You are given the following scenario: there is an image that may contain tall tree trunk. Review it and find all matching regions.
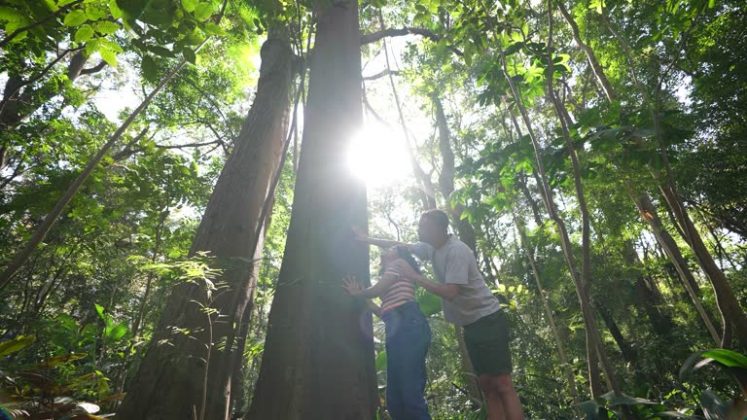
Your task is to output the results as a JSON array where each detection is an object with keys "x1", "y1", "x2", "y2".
[
  {"x1": 622, "y1": 241, "x2": 675, "y2": 336},
  {"x1": 628, "y1": 189, "x2": 721, "y2": 345},
  {"x1": 116, "y1": 30, "x2": 294, "y2": 420},
  {"x1": 595, "y1": 8, "x2": 747, "y2": 351},
  {"x1": 248, "y1": 2, "x2": 378, "y2": 418},
  {"x1": 379, "y1": 14, "x2": 437, "y2": 210},
  {"x1": 542, "y1": 4, "x2": 625, "y2": 403},
  {"x1": 596, "y1": 302, "x2": 636, "y2": 365},
  {"x1": 432, "y1": 94, "x2": 477, "y2": 251},
  {"x1": 658, "y1": 182, "x2": 747, "y2": 349},
  {"x1": 430, "y1": 94, "x2": 483, "y2": 406},
  {"x1": 514, "y1": 213, "x2": 580, "y2": 406},
  {"x1": 556, "y1": 1, "x2": 615, "y2": 102},
  {"x1": 564, "y1": 5, "x2": 744, "y2": 349}
]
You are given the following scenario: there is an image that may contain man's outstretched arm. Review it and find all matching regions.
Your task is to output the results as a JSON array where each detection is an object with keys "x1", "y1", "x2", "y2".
[{"x1": 353, "y1": 226, "x2": 404, "y2": 248}]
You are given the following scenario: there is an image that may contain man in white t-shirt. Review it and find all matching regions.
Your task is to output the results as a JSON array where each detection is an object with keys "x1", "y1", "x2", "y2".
[{"x1": 356, "y1": 209, "x2": 524, "y2": 420}]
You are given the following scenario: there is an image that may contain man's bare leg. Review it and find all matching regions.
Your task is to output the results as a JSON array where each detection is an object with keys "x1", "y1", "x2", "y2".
[{"x1": 479, "y1": 373, "x2": 524, "y2": 420}]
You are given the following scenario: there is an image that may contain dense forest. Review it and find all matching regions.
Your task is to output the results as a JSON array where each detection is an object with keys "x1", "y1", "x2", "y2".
[{"x1": 0, "y1": 0, "x2": 745, "y2": 418}]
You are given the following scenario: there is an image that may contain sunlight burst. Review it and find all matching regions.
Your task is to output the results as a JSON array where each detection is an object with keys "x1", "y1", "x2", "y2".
[{"x1": 347, "y1": 123, "x2": 410, "y2": 188}]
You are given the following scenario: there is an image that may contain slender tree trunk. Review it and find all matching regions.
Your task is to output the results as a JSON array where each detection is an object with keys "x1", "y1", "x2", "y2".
[
  {"x1": 228, "y1": 224, "x2": 267, "y2": 417},
  {"x1": 543, "y1": 4, "x2": 625, "y2": 402},
  {"x1": 556, "y1": 1, "x2": 615, "y2": 102},
  {"x1": 622, "y1": 241, "x2": 675, "y2": 335},
  {"x1": 596, "y1": 303, "x2": 636, "y2": 365},
  {"x1": 595, "y1": 8, "x2": 747, "y2": 351},
  {"x1": 248, "y1": 2, "x2": 378, "y2": 418},
  {"x1": 658, "y1": 182, "x2": 747, "y2": 349},
  {"x1": 514, "y1": 215, "x2": 580, "y2": 406},
  {"x1": 116, "y1": 30, "x2": 294, "y2": 420},
  {"x1": 430, "y1": 94, "x2": 483, "y2": 406},
  {"x1": 499, "y1": 53, "x2": 611, "y2": 398},
  {"x1": 0, "y1": 49, "x2": 195, "y2": 290},
  {"x1": 628, "y1": 188, "x2": 722, "y2": 345},
  {"x1": 379, "y1": 13, "x2": 437, "y2": 210}
]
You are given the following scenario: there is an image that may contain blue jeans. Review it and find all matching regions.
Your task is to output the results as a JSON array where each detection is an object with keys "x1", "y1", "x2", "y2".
[{"x1": 382, "y1": 302, "x2": 432, "y2": 420}]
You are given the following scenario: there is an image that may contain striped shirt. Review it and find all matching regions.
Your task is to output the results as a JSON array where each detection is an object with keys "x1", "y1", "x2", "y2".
[{"x1": 380, "y1": 264, "x2": 416, "y2": 313}]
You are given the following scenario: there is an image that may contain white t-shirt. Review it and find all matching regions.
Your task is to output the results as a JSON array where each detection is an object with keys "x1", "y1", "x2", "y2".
[{"x1": 409, "y1": 236, "x2": 501, "y2": 326}]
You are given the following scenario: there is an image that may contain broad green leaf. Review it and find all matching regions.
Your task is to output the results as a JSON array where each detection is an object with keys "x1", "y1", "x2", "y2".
[
  {"x1": 602, "y1": 391, "x2": 658, "y2": 406},
  {"x1": 0, "y1": 7, "x2": 25, "y2": 23},
  {"x1": 141, "y1": 55, "x2": 158, "y2": 82},
  {"x1": 181, "y1": 0, "x2": 198, "y2": 13},
  {"x1": 63, "y1": 9, "x2": 88, "y2": 26},
  {"x1": 100, "y1": 48, "x2": 118, "y2": 66},
  {"x1": 0, "y1": 335, "x2": 35, "y2": 357},
  {"x1": 74, "y1": 24, "x2": 94, "y2": 42},
  {"x1": 701, "y1": 349, "x2": 747, "y2": 369},
  {"x1": 416, "y1": 289, "x2": 441, "y2": 316},
  {"x1": 182, "y1": 47, "x2": 196, "y2": 64},
  {"x1": 193, "y1": 2, "x2": 214, "y2": 21},
  {"x1": 94, "y1": 20, "x2": 119, "y2": 34},
  {"x1": 106, "y1": 324, "x2": 129, "y2": 341}
]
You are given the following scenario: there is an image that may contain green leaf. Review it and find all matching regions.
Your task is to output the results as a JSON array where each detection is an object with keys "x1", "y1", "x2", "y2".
[
  {"x1": 94, "y1": 20, "x2": 119, "y2": 34},
  {"x1": 602, "y1": 391, "x2": 657, "y2": 406},
  {"x1": 182, "y1": 47, "x2": 196, "y2": 64},
  {"x1": 106, "y1": 324, "x2": 129, "y2": 341},
  {"x1": 416, "y1": 289, "x2": 441, "y2": 316},
  {"x1": 141, "y1": 55, "x2": 158, "y2": 82},
  {"x1": 109, "y1": 0, "x2": 123, "y2": 19},
  {"x1": 94, "y1": 303, "x2": 106, "y2": 320},
  {"x1": 0, "y1": 335, "x2": 35, "y2": 357},
  {"x1": 701, "y1": 349, "x2": 747, "y2": 369},
  {"x1": 100, "y1": 48, "x2": 118, "y2": 66},
  {"x1": 74, "y1": 24, "x2": 94, "y2": 42},
  {"x1": 193, "y1": 2, "x2": 214, "y2": 21},
  {"x1": 148, "y1": 45, "x2": 175, "y2": 57},
  {"x1": 577, "y1": 400, "x2": 601, "y2": 419},
  {"x1": 0, "y1": 6, "x2": 25, "y2": 22},
  {"x1": 181, "y1": 0, "x2": 198, "y2": 13},
  {"x1": 63, "y1": 9, "x2": 88, "y2": 26}
]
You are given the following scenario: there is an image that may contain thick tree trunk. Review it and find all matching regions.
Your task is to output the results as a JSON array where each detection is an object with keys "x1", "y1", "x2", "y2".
[
  {"x1": 247, "y1": 2, "x2": 378, "y2": 418},
  {"x1": 116, "y1": 30, "x2": 294, "y2": 420}
]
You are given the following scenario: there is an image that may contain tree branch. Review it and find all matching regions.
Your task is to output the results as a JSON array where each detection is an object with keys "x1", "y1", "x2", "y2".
[
  {"x1": 80, "y1": 60, "x2": 107, "y2": 76},
  {"x1": 363, "y1": 69, "x2": 400, "y2": 81},
  {"x1": 360, "y1": 27, "x2": 464, "y2": 57}
]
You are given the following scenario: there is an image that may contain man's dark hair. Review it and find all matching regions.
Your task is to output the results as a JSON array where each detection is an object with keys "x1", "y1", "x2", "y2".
[{"x1": 421, "y1": 209, "x2": 450, "y2": 233}]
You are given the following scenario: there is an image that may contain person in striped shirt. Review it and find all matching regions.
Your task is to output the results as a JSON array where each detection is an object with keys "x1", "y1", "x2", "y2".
[{"x1": 342, "y1": 245, "x2": 432, "y2": 420}]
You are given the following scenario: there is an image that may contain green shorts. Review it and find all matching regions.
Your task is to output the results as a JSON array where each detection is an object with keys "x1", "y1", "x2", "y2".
[{"x1": 463, "y1": 310, "x2": 512, "y2": 376}]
